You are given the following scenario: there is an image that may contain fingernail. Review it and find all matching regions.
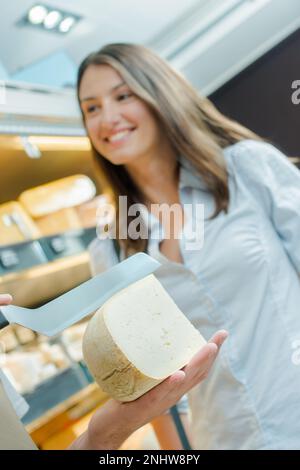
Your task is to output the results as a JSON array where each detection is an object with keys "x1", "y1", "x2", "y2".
[
  {"x1": 219, "y1": 331, "x2": 229, "y2": 346},
  {"x1": 0, "y1": 294, "x2": 13, "y2": 302}
]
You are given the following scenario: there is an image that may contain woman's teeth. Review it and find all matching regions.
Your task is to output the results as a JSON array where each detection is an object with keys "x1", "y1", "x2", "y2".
[{"x1": 109, "y1": 129, "x2": 132, "y2": 142}]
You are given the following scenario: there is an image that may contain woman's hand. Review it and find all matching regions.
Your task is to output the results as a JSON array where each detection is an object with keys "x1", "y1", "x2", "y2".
[
  {"x1": 120, "y1": 330, "x2": 228, "y2": 427},
  {"x1": 71, "y1": 329, "x2": 228, "y2": 450},
  {"x1": 0, "y1": 294, "x2": 13, "y2": 306},
  {"x1": 1, "y1": 292, "x2": 227, "y2": 450}
]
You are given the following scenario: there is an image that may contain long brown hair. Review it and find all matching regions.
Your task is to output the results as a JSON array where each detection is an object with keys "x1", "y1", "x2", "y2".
[{"x1": 77, "y1": 43, "x2": 260, "y2": 255}]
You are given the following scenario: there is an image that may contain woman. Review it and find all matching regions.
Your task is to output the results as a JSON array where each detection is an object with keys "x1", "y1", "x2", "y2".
[
  {"x1": 77, "y1": 43, "x2": 300, "y2": 450},
  {"x1": 0, "y1": 293, "x2": 226, "y2": 450}
]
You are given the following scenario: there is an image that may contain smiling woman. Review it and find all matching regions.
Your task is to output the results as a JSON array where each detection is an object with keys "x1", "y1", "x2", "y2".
[
  {"x1": 74, "y1": 42, "x2": 300, "y2": 451},
  {"x1": 79, "y1": 64, "x2": 168, "y2": 168},
  {"x1": 76, "y1": 43, "x2": 259, "y2": 257}
]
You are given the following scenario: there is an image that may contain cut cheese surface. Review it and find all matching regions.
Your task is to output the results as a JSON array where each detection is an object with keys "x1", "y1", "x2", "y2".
[
  {"x1": 83, "y1": 274, "x2": 206, "y2": 401},
  {"x1": 104, "y1": 275, "x2": 205, "y2": 377}
]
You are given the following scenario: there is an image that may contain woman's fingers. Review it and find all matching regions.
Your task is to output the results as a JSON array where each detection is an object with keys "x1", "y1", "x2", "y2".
[
  {"x1": 0, "y1": 294, "x2": 13, "y2": 305},
  {"x1": 208, "y1": 329, "x2": 229, "y2": 349},
  {"x1": 182, "y1": 330, "x2": 228, "y2": 378},
  {"x1": 180, "y1": 342, "x2": 218, "y2": 386},
  {"x1": 117, "y1": 331, "x2": 228, "y2": 429},
  {"x1": 143, "y1": 331, "x2": 228, "y2": 409}
]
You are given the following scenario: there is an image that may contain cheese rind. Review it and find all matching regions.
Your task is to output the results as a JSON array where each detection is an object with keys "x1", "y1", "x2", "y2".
[
  {"x1": 83, "y1": 310, "x2": 161, "y2": 401},
  {"x1": 83, "y1": 274, "x2": 206, "y2": 401}
]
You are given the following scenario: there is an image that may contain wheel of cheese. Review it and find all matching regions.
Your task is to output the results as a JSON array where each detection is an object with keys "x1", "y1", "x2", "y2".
[
  {"x1": 19, "y1": 175, "x2": 96, "y2": 217},
  {"x1": 83, "y1": 274, "x2": 206, "y2": 402}
]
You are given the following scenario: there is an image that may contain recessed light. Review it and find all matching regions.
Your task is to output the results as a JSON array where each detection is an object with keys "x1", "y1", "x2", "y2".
[
  {"x1": 28, "y1": 5, "x2": 48, "y2": 24},
  {"x1": 19, "y1": 4, "x2": 82, "y2": 34},
  {"x1": 59, "y1": 16, "x2": 75, "y2": 33},
  {"x1": 43, "y1": 10, "x2": 62, "y2": 29}
]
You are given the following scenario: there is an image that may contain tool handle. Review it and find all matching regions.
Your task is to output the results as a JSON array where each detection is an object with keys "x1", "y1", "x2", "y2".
[
  {"x1": 170, "y1": 404, "x2": 192, "y2": 450},
  {"x1": 0, "y1": 308, "x2": 9, "y2": 330}
]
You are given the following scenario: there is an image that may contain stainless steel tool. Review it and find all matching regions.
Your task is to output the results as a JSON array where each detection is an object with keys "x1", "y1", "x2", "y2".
[{"x1": 0, "y1": 253, "x2": 160, "y2": 336}]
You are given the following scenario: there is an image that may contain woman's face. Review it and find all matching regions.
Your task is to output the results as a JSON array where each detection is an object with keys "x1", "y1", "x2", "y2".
[{"x1": 79, "y1": 64, "x2": 164, "y2": 166}]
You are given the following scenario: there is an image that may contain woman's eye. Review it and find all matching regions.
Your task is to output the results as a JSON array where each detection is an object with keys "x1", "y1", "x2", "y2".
[
  {"x1": 86, "y1": 105, "x2": 99, "y2": 114},
  {"x1": 117, "y1": 92, "x2": 132, "y2": 101}
]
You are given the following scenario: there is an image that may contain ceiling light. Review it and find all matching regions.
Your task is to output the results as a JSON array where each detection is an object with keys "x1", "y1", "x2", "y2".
[
  {"x1": 19, "y1": 4, "x2": 82, "y2": 34},
  {"x1": 59, "y1": 16, "x2": 75, "y2": 33},
  {"x1": 43, "y1": 10, "x2": 62, "y2": 29},
  {"x1": 28, "y1": 5, "x2": 48, "y2": 24}
]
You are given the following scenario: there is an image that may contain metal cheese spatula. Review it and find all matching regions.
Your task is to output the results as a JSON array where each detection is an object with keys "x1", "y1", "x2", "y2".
[{"x1": 0, "y1": 253, "x2": 160, "y2": 336}]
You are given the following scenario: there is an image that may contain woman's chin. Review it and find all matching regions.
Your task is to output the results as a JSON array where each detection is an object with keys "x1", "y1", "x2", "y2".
[{"x1": 106, "y1": 152, "x2": 141, "y2": 166}]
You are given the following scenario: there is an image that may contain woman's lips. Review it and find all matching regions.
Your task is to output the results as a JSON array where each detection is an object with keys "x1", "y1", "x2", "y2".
[{"x1": 105, "y1": 128, "x2": 136, "y2": 147}]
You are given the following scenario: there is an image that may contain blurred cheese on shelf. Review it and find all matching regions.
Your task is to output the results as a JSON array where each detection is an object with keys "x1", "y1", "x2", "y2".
[
  {"x1": 0, "y1": 327, "x2": 19, "y2": 352},
  {"x1": 83, "y1": 274, "x2": 206, "y2": 402},
  {"x1": 14, "y1": 325, "x2": 36, "y2": 345},
  {"x1": 0, "y1": 201, "x2": 41, "y2": 246},
  {"x1": 18, "y1": 175, "x2": 97, "y2": 236},
  {"x1": 34, "y1": 208, "x2": 82, "y2": 236},
  {"x1": 39, "y1": 343, "x2": 70, "y2": 370},
  {"x1": 2, "y1": 351, "x2": 46, "y2": 393},
  {"x1": 75, "y1": 194, "x2": 112, "y2": 229},
  {"x1": 19, "y1": 175, "x2": 96, "y2": 218},
  {"x1": 61, "y1": 322, "x2": 88, "y2": 362}
]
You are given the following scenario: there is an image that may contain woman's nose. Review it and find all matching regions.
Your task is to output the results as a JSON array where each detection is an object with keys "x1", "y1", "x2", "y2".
[{"x1": 100, "y1": 103, "x2": 120, "y2": 129}]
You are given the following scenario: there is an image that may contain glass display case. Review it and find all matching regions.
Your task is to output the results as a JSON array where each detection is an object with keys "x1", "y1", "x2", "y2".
[{"x1": 0, "y1": 134, "x2": 110, "y2": 444}]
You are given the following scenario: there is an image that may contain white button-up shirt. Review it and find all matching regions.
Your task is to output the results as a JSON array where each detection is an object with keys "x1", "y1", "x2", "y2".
[{"x1": 89, "y1": 140, "x2": 300, "y2": 450}]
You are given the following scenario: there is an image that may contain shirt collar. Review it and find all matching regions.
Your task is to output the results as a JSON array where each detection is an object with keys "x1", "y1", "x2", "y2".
[
  {"x1": 141, "y1": 156, "x2": 207, "y2": 252},
  {"x1": 178, "y1": 156, "x2": 208, "y2": 191},
  {"x1": 142, "y1": 157, "x2": 206, "y2": 238}
]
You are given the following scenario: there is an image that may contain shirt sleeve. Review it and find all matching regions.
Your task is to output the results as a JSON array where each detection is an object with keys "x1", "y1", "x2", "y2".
[{"x1": 230, "y1": 140, "x2": 300, "y2": 274}]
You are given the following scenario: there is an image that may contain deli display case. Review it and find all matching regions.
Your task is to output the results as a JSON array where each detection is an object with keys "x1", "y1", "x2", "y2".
[
  {"x1": 0, "y1": 112, "x2": 112, "y2": 447},
  {"x1": 0, "y1": 133, "x2": 110, "y2": 305}
]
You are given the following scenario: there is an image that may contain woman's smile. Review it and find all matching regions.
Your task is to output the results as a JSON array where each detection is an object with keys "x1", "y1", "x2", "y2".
[
  {"x1": 103, "y1": 127, "x2": 136, "y2": 148},
  {"x1": 79, "y1": 64, "x2": 170, "y2": 166}
]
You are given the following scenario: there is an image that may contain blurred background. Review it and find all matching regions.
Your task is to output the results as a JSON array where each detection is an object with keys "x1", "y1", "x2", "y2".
[{"x1": 0, "y1": 0, "x2": 299, "y2": 449}]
